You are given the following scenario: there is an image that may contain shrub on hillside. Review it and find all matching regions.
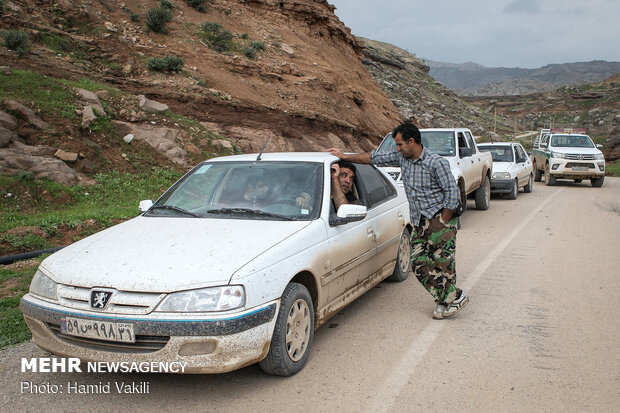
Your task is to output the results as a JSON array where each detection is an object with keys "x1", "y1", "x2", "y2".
[
  {"x1": 187, "y1": 0, "x2": 209, "y2": 13},
  {"x1": 201, "y1": 22, "x2": 233, "y2": 52},
  {"x1": 146, "y1": 7, "x2": 173, "y2": 33},
  {"x1": 147, "y1": 55, "x2": 184, "y2": 73},
  {"x1": 160, "y1": 0, "x2": 173, "y2": 9},
  {"x1": 2, "y1": 30, "x2": 29, "y2": 57}
]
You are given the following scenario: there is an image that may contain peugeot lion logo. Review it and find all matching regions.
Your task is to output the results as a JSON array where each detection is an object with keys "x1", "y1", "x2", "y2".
[{"x1": 90, "y1": 291, "x2": 112, "y2": 309}]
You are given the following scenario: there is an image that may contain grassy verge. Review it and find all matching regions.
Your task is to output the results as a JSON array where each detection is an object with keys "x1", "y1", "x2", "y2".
[
  {"x1": 0, "y1": 258, "x2": 41, "y2": 349},
  {"x1": 606, "y1": 160, "x2": 620, "y2": 177}
]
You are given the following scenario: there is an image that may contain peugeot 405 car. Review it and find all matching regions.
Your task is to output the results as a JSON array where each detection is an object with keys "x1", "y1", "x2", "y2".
[
  {"x1": 21, "y1": 152, "x2": 412, "y2": 376},
  {"x1": 478, "y1": 142, "x2": 534, "y2": 199}
]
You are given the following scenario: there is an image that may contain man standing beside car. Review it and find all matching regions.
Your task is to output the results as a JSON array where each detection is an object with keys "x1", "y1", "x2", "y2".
[{"x1": 328, "y1": 121, "x2": 469, "y2": 319}]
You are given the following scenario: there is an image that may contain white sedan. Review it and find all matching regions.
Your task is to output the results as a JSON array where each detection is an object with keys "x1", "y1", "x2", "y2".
[
  {"x1": 21, "y1": 152, "x2": 412, "y2": 376},
  {"x1": 478, "y1": 142, "x2": 534, "y2": 199}
]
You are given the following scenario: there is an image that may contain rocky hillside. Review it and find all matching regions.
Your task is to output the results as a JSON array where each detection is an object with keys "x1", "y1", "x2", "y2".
[
  {"x1": 463, "y1": 74, "x2": 620, "y2": 160},
  {"x1": 429, "y1": 60, "x2": 620, "y2": 96},
  {"x1": 1, "y1": 0, "x2": 403, "y2": 184},
  {"x1": 359, "y1": 38, "x2": 515, "y2": 139}
]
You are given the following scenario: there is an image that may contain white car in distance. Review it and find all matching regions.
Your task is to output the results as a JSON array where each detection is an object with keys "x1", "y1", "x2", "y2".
[
  {"x1": 477, "y1": 142, "x2": 534, "y2": 200},
  {"x1": 21, "y1": 152, "x2": 412, "y2": 376}
]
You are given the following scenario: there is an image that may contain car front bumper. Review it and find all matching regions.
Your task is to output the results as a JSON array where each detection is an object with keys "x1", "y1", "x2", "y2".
[
  {"x1": 20, "y1": 294, "x2": 278, "y2": 374},
  {"x1": 490, "y1": 178, "x2": 514, "y2": 194},
  {"x1": 548, "y1": 159, "x2": 605, "y2": 179}
]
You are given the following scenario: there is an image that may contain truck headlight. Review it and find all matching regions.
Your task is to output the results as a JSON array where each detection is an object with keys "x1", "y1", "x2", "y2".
[
  {"x1": 492, "y1": 172, "x2": 511, "y2": 179},
  {"x1": 30, "y1": 270, "x2": 58, "y2": 301},
  {"x1": 156, "y1": 286, "x2": 245, "y2": 312},
  {"x1": 594, "y1": 154, "x2": 605, "y2": 160},
  {"x1": 550, "y1": 152, "x2": 566, "y2": 159}
]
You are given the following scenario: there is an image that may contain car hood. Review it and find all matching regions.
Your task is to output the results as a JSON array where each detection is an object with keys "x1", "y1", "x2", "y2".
[
  {"x1": 549, "y1": 147, "x2": 602, "y2": 155},
  {"x1": 40, "y1": 216, "x2": 312, "y2": 292},
  {"x1": 492, "y1": 162, "x2": 514, "y2": 173}
]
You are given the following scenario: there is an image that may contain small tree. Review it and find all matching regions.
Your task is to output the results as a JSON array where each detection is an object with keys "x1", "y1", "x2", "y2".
[
  {"x1": 1, "y1": 30, "x2": 29, "y2": 57},
  {"x1": 146, "y1": 7, "x2": 173, "y2": 33},
  {"x1": 187, "y1": 0, "x2": 209, "y2": 13},
  {"x1": 148, "y1": 55, "x2": 184, "y2": 73}
]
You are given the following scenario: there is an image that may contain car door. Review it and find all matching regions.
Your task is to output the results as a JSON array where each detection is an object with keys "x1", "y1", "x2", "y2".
[
  {"x1": 354, "y1": 164, "x2": 406, "y2": 278},
  {"x1": 515, "y1": 145, "x2": 531, "y2": 186},
  {"x1": 322, "y1": 164, "x2": 377, "y2": 309},
  {"x1": 459, "y1": 131, "x2": 479, "y2": 192}
]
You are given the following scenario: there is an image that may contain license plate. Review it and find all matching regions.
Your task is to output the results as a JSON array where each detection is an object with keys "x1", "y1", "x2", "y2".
[
  {"x1": 572, "y1": 167, "x2": 589, "y2": 171},
  {"x1": 61, "y1": 317, "x2": 135, "y2": 343}
]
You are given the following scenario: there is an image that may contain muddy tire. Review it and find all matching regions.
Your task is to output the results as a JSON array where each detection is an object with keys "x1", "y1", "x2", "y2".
[
  {"x1": 591, "y1": 176, "x2": 604, "y2": 187},
  {"x1": 534, "y1": 162, "x2": 542, "y2": 182},
  {"x1": 508, "y1": 179, "x2": 518, "y2": 200},
  {"x1": 544, "y1": 163, "x2": 556, "y2": 186},
  {"x1": 259, "y1": 283, "x2": 314, "y2": 376},
  {"x1": 524, "y1": 174, "x2": 533, "y2": 193},
  {"x1": 387, "y1": 228, "x2": 411, "y2": 282},
  {"x1": 475, "y1": 175, "x2": 490, "y2": 210}
]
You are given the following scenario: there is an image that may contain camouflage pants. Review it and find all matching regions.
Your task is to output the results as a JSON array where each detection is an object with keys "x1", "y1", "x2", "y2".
[{"x1": 410, "y1": 214, "x2": 461, "y2": 304}]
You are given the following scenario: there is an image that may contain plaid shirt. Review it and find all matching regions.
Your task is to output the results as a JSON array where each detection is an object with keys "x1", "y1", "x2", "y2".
[{"x1": 370, "y1": 148, "x2": 459, "y2": 226}]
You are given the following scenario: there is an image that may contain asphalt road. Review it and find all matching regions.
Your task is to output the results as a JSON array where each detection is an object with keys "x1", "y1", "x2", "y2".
[{"x1": 1, "y1": 177, "x2": 619, "y2": 412}]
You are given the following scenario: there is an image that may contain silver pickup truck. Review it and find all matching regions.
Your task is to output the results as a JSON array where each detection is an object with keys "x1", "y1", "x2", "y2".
[{"x1": 377, "y1": 127, "x2": 493, "y2": 211}]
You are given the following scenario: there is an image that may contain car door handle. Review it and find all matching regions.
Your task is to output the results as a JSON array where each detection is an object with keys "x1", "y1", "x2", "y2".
[
  {"x1": 367, "y1": 227, "x2": 376, "y2": 242},
  {"x1": 397, "y1": 211, "x2": 404, "y2": 223}
]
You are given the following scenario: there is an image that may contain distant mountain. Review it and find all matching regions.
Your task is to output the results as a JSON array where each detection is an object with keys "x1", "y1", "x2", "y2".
[{"x1": 427, "y1": 60, "x2": 620, "y2": 96}]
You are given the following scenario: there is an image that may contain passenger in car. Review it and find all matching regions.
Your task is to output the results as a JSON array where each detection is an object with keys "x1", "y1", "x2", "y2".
[{"x1": 330, "y1": 160, "x2": 361, "y2": 211}]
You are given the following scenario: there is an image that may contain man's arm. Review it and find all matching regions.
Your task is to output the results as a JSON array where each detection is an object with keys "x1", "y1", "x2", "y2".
[
  {"x1": 330, "y1": 163, "x2": 348, "y2": 211},
  {"x1": 434, "y1": 158, "x2": 459, "y2": 222},
  {"x1": 328, "y1": 148, "x2": 371, "y2": 164}
]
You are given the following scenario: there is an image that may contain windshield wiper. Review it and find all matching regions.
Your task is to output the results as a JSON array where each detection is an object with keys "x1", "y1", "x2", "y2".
[
  {"x1": 207, "y1": 208, "x2": 294, "y2": 220},
  {"x1": 148, "y1": 205, "x2": 201, "y2": 217}
]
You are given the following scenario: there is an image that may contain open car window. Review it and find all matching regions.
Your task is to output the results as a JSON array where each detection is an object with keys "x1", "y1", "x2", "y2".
[{"x1": 146, "y1": 161, "x2": 323, "y2": 220}]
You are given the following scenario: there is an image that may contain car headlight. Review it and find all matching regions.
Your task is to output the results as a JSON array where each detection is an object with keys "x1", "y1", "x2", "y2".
[
  {"x1": 550, "y1": 152, "x2": 566, "y2": 159},
  {"x1": 156, "y1": 286, "x2": 245, "y2": 312},
  {"x1": 492, "y1": 172, "x2": 511, "y2": 179},
  {"x1": 30, "y1": 270, "x2": 58, "y2": 300},
  {"x1": 594, "y1": 154, "x2": 605, "y2": 160}
]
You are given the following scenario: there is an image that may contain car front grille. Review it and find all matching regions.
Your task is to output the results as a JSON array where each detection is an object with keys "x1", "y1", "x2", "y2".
[
  {"x1": 565, "y1": 154, "x2": 595, "y2": 160},
  {"x1": 48, "y1": 323, "x2": 169, "y2": 353},
  {"x1": 57, "y1": 285, "x2": 165, "y2": 315},
  {"x1": 565, "y1": 162, "x2": 595, "y2": 168}
]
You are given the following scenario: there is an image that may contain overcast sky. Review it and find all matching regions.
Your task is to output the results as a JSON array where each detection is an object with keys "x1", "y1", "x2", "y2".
[{"x1": 329, "y1": 0, "x2": 620, "y2": 69}]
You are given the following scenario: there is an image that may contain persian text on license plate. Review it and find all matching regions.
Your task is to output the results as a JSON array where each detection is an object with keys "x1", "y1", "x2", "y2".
[
  {"x1": 572, "y1": 167, "x2": 589, "y2": 171},
  {"x1": 61, "y1": 317, "x2": 135, "y2": 343}
]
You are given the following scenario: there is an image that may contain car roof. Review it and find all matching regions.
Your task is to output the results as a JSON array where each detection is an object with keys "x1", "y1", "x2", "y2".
[
  {"x1": 206, "y1": 152, "x2": 338, "y2": 163},
  {"x1": 478, "y1": 142, "x2": 518, "y2": 147}
]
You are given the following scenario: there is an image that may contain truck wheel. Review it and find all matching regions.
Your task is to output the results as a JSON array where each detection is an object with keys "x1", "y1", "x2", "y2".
[
  {"x1": 524, "y1": 174, "x2": 533, "y2": 193},
  {"x1": 591, "y1": 176, "x2": 604, "y2": 187},
  {"x1": 259, "y1": 282, "x2": 314, "y2": 376},
  {"x1": 544, "y1": 163, "x2": 556, "y2": 186},
  {"x1": 387, "y1": 228, "x2": 411, "y2": 282},
  {"x1": 508, "y1": 179, "x2": 518, "y2": 200},
  {"x1": 475, "y1": 175, "x2": 490, "y2": 210},
  {"x1": 533, "y1": 162, "x2": 542, "y2": 182}
]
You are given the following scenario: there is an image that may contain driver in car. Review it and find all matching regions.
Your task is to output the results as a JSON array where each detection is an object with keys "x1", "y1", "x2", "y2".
[{"x1": 331, "y1": 160, "x2": 361, "y2": 211}]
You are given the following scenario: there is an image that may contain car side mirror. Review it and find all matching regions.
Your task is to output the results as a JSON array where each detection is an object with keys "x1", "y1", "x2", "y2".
[
  {"x1": 540, "y1": 143, "x2": 548, "y2": 148},
  {"x1": 596, "y1": 144, "x2": 603, "y2": 149},
  {"x1": 330, "y1": 204, "x2": 367, "y2": 226},
  {"x1": 459, "y1": 147, "x2": 473, "y2": 158},
  {"x1": 139, "y1": 200, "x2": 154, "y2": 212}
]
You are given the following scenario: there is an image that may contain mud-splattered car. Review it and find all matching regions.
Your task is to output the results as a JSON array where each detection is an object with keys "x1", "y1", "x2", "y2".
[{"x1": 21, "y1": 152, "x2": 412, "y2": 376}]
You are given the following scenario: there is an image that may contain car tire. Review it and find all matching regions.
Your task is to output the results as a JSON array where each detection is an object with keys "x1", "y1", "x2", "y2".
[
  {"x1": 534, "y1": 162, "x2": 542, "y2": 182},
  {"x1": 475, "y1": 175, "x2": 490, "y2": 210},
  {"x1": 387, "y1": 228, "x2": 411, "y2": 282},
  {"x1": 457, "y1": 216, "x2": 461, "y2": 229},
  {"x1": 591, "y1": 176, "x2": 604, "y2": 187},
  {"x1": 259, "y1": 282, "x2": 314, "y2": 376},
  {"x1": 524, "y1": 174, "x2": 533, "y2": 193},
  {"x1": 544, "y1": 163, "x2": 556, "y2": 186},
  {"x1": 508, "y1": 179, "x2": 518, "y2": 200},
  {"x1": 574, "y1": 179, "x2": 583, "y2": 183}
]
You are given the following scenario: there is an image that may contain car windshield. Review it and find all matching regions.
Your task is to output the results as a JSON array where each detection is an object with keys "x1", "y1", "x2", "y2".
[
  {"x1": 478, "y1": 146, "x2": 514, "y2": 162},
  {"x1": 550, "y1": 135, "x2": 594, "y2": 148},
  {"x1": 377, "y1": 132, "x2": 455, "y2": 156},
  {"x1": 145, "y1": 161, "x2": 323, "y2": 220}
]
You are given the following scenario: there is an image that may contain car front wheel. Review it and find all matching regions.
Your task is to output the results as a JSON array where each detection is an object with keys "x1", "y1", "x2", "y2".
[
  {"x1": 475, "y1": 175, "x2": 490, "y2": 210},
  {"x1": 524, "y1": 174, "x2": 533, "y2": 193},
  {"x1": 544, "y1": 163, "x2": 556, "y2": 186},
  {"x1": 259, "y1": 282, "x2": 314, "y2": 376},
  {"x1": 534, "y1": 162, "x2": 542, "y2": 182},
  {"x1": 591, "y1": 176, "x2": 604, "y2": 187},
  {"x1": 508, "y1": 179, "x2": 518, "y2": 200},
  {"x1": 388, "y1": 228, "x2": 411, "y2": 282}
]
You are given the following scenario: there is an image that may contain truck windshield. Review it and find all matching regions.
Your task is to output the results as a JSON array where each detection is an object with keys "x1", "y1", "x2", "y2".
[
  {"x1": 377, "y1": 131, "x2": 456, "y2": 156},
  {"x1": 550, "y1": 135, "x2": 594, "y2": 148}
]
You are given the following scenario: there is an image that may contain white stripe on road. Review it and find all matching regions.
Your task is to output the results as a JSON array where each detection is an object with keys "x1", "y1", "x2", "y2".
[{"x1": 365, "y1": 189, "x2": 563, "y2": 413}]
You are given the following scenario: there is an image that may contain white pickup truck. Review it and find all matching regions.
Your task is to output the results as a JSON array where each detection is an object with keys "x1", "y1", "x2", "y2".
[{"x1": 376, "y1": 127, "x2": 493, "y2": 211}]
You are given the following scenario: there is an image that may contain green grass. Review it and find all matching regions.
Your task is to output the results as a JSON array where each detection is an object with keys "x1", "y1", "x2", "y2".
[
  {"x1": 606, "y1": 160, "x2": 620, "y2": 177},
  {"x1": 0, "y1": 260, "x2": 40, "y2": 349},
  {"x1": 0, "y1": 168, "x2": 182, "y2": 233}
]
